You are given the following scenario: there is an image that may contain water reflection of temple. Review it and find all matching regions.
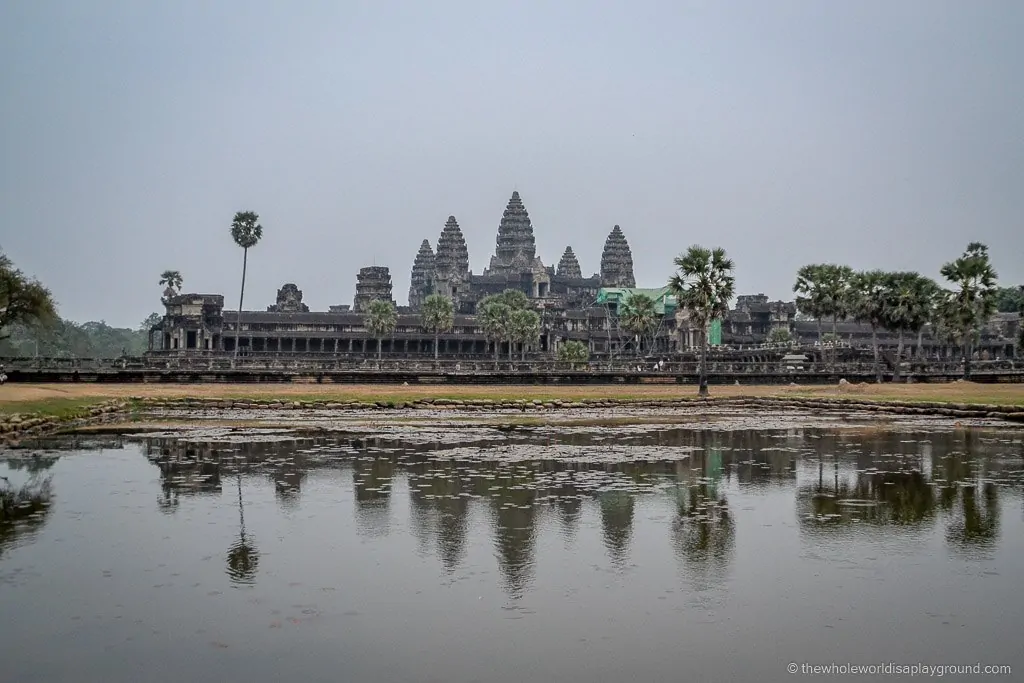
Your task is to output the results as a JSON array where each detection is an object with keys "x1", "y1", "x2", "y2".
[{"x1": 131, "y1": 426, "x2": 1022, "y2": 595}]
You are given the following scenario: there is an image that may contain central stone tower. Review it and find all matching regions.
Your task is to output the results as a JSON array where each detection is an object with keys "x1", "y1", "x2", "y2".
[
  {"x1": 486, "y1": 191, "x2": 537, "y2": 275},
  {"x1": 432, "y1": 216, "x2": 471, "y2": 306},
  {"x1": 599, "y1": 225, "x2": 636, "y2": 288}
]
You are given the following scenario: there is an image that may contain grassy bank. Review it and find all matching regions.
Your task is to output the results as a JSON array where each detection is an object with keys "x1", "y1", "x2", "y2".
[{"x1": 1, "y1": 382, "x2": 1024, "y2": 418}]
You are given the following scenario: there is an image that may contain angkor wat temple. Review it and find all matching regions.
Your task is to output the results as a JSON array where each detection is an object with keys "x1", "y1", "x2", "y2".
[{"x1": 150, "y1": 190, "x2": 1020, "y2": 361}]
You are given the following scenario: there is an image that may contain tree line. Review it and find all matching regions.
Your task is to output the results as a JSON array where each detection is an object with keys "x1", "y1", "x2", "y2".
[
  {"x1": 1, "y1": 249, "x2": 159, "y2": 358},
  {"x1": 793, "y1": 242, "x2": 1016, "y2": 382}
]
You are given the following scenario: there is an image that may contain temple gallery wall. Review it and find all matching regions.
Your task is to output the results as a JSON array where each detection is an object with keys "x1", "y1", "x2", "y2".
[{"x1": 151, "y1": 191, "x2": 1020, "y2": 360}]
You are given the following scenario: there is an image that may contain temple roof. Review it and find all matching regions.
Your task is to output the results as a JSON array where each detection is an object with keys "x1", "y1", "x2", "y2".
[
  {"x1": 488, "y1": 190, "x2": 536, "y2": 273},
  {"x1": 600, "y1": 225, "x2": 636, "y2": 288},
  {"x1": 435, "y1": 216, "x2": 470, "y2": 276},
  {"x1": 556, "y1": 246, "x2": 583, "y2": 279}
]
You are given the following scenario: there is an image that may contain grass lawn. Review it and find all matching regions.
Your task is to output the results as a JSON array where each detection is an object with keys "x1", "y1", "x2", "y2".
[{"x1": 1, "y1": 382, "x2": 1023, "y2": 417}]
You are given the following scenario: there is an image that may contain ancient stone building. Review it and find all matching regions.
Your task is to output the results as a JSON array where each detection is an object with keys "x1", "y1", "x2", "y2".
[
  {"x1": 151, "y1": 190, "x2": 711, "y2": 358},
  {"x1": 158, "y1": 294, "x2": 224, "y2": 351},
  {"x1": 407, "y1": 240, "x2": 435, "y2": 310},
  {"x1": 353, "y1": 266, "x2": 395, "y2": 313},
  {"x1": 429, "y1": 216, "x2": 471, "y2": 308},
  {"x1": 485, "y1": 191, "x2": 538, "y2": 276},
  {"x1": 723, "y1": 294, "x2": 797, "y2": 342},
  {"x1": 267, "y1": 283, "x2": 310, "y2": 313},
  {"x1": 404, "y1": 192, "x2": 606, "y2": 315},
  {"x1": 556, "y1": 247, "x2": 583, "y2": 279},
  {"x1": 600, "y1": 225, "x2": 636, "y2": 288}
]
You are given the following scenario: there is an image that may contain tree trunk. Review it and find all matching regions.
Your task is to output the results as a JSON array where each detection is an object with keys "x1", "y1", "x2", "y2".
[
  {"x1": 521, "y1": 342, "x2": 526, "y2": 362},
  {"x1": 831, "y1": 315, "x2": 839, "y2": 369},
  {"x1": 233, "y1": 247, "x2": 248, "y2": 364},
  {"x1": 872, "y1": 325, "x2": 881, "y2": 383},
  {"x1": 893, "y1": 329, "x2": 904, "y2": 383},
  {"x1": 434, "y1": 332, "x2": 439, "y2": 361},
  {"x1": 964, "y1": 338, "x2": 972, "y2": 380},
  {"x1": 817, "y1": 317, "x2": 823, "y2": 344},
  {"x1": 493, "y1": 340, "x2": 500, "y2": 365},
  {"x1": 508, "y1": 339, "x2": 514, "y2": 362},
  {"x1": 698, "y1": 325, "x2": 709, "y2": 398},
  {"x1": 377, "y1": 337, "x2": 382, "y2": 363},
  {"x1": 916, "y1": 328, "x2": 925, "y2": 360}
]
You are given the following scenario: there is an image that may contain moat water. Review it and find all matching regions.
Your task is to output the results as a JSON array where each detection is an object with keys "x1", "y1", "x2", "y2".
[{"x1": 1, "y1": 422, "x2": 1023, "y2": 682}]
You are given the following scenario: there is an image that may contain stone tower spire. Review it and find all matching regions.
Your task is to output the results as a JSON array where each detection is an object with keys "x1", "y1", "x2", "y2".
[
  {"x1": 353, "y1": 266, "x2": 395, "y2": 313},
  {"x1": 408, "y1": 239, "x2": 435, "y2": 309},
  {"x1": 599, "y1": 225, "x2": 636, "y2": 288},
  {"x1": 487, "y1": 190, "x2": 536, "y2": 274},
  {"x1": 434, "y1": 216, "x2": 470, "y2": 277},
  {"x1": 556, "y1": 246, "x2": 583, "y2": 279}
]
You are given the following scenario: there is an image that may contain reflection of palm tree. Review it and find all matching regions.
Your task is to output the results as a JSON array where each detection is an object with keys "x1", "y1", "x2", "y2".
[
  {"x1": 226, "y1": 472, "x2": 259, "y2": 585},
  {"x1": 946, "y1": 482, "x2": 1000, "y2": 551},
  {"x1": 671, "y1": 452, "x2": 734, "y2": 587},
  {"x1": 599, "y1": 491, "x2": 634, "y2": 567}
]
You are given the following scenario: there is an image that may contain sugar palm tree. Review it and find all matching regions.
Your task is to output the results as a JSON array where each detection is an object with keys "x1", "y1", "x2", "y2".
[
  {"x1": 158, "y1": 270, "x2": 183, "y2": 296},
  {"x1": 668, "y1": 246, "x2": 735, "y2": 398},
  {"x1": 365, "y1": 299, "x2": 397, "y2": 364},
  {"x1": 940, "y1": 242, "x2": 998, "y2": 379},
  {"x1": 479, "y1": 298, "x2": 509, "y2": 363},
  {"x1": 848, "y1": 270, "x2": 889, "y2": 383},
  {"x1": 619, "y1": 293, "x2": 659, "y2": 356},
  {"x1": 793, "y1": 264, "x2": 827, "y2": 342},
  {"x1": 510, "y1": 308, "x2": 541, "y2": 361},
  {"x1": 230, "y1": 211, "x2": 263, "y2": 360},
  {"x1": 478, "y1": 290, "x2": 530, "y2": 363},
  {"x1": 421, "y1": 294, "x2": 454, "y2": 361},
  {"x1": 883, "y1": 272, "x2": 936, "y2": 382}
]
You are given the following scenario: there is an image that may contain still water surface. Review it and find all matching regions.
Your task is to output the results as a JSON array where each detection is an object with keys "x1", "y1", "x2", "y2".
[{"x1": 1, "y1": 424, "x2": 1023, "y2": 682}]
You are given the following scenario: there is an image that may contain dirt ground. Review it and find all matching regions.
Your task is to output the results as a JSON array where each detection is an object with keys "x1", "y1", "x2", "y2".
[{"x1": 1, "y1": 381, "x2": 1023, "y2": 410}]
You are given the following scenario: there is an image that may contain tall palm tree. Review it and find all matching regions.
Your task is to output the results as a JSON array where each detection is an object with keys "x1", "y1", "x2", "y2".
[
  {"x1": 619, "y1": 293, "x2": 659, "y2": 356},
  {"x1": 478, "y1": 290, "x2": 530, "y2": 363},
  {"x1": 668, "y1": 246, "x2": 735, "y2": 398},
  {"x1": 940, "y1": 242, "x2": 998, "y2": 379},
  {"x1": 365, "y1": 299, "x2": 397, "y2": 363},
  {"x1": 479, "y1": 298, "x2": 509, "y2": 363},
  {"x1": 817, "y1": 265, "x2": 855, "y2": 339},
  {"x1": 230, "y1": 211, "x2": 263, "y2": 360},
  {"x1": 510, "y1": 308, "x2": 541, "y2": 361},
  {"x1": 815, "y1": 264, "x2": 855, "y2": 368},
  {"x1": 158, "y1": 270, "x2": 183, "y2": 295},
  {"x1": 421, "y1": 294, "x2": 454, "y2": 361},
  {"x1": 883, "y1": 272, "x2": 936, "y2": 383},
  {"x1": 848, "y1": 270, "x2": 889, "y2": 383},
  {"x1": 793, "y1": 264, "x2": 827, "y2": 342},
  {"x1": 912, "y1": 277, "x2": 941, "y2": 360}
]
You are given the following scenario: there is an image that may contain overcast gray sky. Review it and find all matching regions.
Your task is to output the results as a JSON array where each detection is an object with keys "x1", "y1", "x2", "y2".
[{"x1": 1, "y1": 0, "x2": 1021, "y2": 328}]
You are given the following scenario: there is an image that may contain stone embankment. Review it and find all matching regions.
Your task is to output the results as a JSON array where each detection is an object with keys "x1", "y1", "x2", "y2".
[
  {"x1": 2, "y1": 396, "x2": 1024, "y2": 445},
  {"x1": 0, "y1": 401, "x2": 130, "y2": 444}
]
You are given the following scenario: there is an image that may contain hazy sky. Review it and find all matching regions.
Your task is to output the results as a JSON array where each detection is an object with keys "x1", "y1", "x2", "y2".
[{"x1": 2, "y1": 1, "x2": 1021, "y2": 328}]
